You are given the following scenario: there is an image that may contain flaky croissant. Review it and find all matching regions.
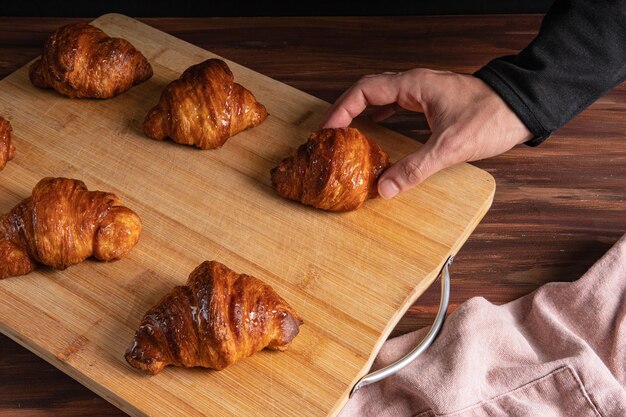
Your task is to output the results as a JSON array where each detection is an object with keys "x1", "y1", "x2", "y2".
[
  {"x1": 143, "y1": 58, "x2": 268, "y2": 150},
  {"x1": 0, "y1": 177, "x2": 141, "y2": 279},
  {"x1": 271, "y1": 127, "x2": 391, "y2": 212},
  {"x1": 0, "y1": 117, "x2": 15, "y2": 170},
  {"x1": 29, "y1": 23, "x2": 152, "y2": 98},
  {"x1": 125, "y1": 260, "x2": 302, "y2": 374}
]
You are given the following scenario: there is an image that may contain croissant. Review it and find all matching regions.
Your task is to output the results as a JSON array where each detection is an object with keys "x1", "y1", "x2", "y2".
[
  {"x1": 0, "y1": 177, "x2": 141, "y2": 279},
  {"x1": 143, "y1": 58, "x2": 268, "y2": 150},
  {"x1": 29, "y1": 23, "x2": 152, "y2": 98},
  {"x1": 125, "y1": 260, "x2": 302, "y2": 374},
  {"x1": 0, "y1": 117, "x2": 15, "y2": 170},
  {"x1": 271, "y1": 127, "x2": 391, "y2": 212}
]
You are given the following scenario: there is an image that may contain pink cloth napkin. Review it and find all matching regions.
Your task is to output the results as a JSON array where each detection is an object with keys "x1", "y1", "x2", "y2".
[{"x1": 341, "y1": 234, "x2": 626, "y2": 417}]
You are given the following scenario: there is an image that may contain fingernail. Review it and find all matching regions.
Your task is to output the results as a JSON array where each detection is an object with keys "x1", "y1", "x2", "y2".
[{"x1": 379, "y1": 180, "x2": 400, "y2": 199}]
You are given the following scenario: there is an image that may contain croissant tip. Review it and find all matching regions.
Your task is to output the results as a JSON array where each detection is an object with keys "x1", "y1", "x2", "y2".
[
  {"x1": 124, "y1": 339, "x2": 166, "y2": 375},
  {"x1": 29, "y1": 58, "x2": 41, "y2": 70},
  {"x1": 28, "y1": 59, "x2": 48, "y2": 88},
  {"x1": 137, "y1": 60, "x2": 153, "y2": 83}
]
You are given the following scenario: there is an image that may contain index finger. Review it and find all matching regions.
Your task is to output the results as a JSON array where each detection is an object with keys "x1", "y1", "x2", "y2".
[{"x1": 319, "y1": 73, "x2": 404, "y2": 129}]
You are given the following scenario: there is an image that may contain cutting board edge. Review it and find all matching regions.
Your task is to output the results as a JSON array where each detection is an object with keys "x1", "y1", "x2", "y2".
[
  {"x1": 0, "y1": 321, "x2": 148, "y2": 417},
  {"x1": 330, "y1": 175, "x2": 495, "y2": 416}
]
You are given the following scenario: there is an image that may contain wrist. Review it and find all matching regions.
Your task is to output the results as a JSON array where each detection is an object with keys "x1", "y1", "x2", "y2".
[{"x1": 473, "y1": 69, "x2": 550, "y2": 146}]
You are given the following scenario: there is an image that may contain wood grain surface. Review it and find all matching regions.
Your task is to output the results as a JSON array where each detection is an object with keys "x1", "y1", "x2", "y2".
[
  {"x1": 0, "y1": 13, "x2": 494, "y2": 417},
  {"x1": 0, "y1": 15, "x2": 625, "y2": 417}
]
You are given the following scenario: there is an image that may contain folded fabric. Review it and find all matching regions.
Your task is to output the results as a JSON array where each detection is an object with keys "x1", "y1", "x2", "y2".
[{"x1": 340, "y1": 233, "x2": 626, "y2": 417}]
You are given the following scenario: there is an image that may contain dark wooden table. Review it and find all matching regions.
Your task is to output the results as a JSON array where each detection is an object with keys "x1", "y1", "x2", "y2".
[{"x1": 1, "y1": 15, "x2": 624, "y2": 416}]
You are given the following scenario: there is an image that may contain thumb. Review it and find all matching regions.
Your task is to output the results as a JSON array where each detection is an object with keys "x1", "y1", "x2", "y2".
[{"x1": 377, "y1": 138, "x2": 450, "y2": 199}]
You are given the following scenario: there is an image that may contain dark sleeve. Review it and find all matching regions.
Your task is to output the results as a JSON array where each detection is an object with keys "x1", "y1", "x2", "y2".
[{"x1": 474, "y1": 0, "x2": 626, "y2": 146}]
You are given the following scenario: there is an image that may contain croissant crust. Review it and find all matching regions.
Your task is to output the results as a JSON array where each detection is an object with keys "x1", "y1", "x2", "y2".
[
  {"x1": 143, "y1": 58, "x2": 268, "y2": 150},
  {"x1": 271, "y1": 127, "x2": 391, "y2": 212},
  {"x1": 0, "y1": 117, "x2": 15, "y2": 170},
  {"x1": 125, "y1": 260, "x2": 302, "y2": 374},
  {"x1": 29, "y1": 23, "x2": 153, "y2": 98},
  {"x1": 0, "y1": 177, "x2": 142, "y2": 279}
]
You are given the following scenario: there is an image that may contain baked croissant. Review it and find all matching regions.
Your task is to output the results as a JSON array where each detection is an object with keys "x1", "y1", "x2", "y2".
[
  {"x1": 29, "y1": 23, "x2": 152, "y2": 98},
  {"x1": 0, "y1": 117, "x2": 15, "y2": 170},
  {"x1": 125, "y1": 260, "x2": 302, "y2": 374},
  {"x1": 143, "y1": 58, "x2": 268, "y2": 149},
  {"x1": 271, "y1": 127, "x2": 391, "y2": 212},
  {"x1": 0, "y1": 177, "x2": 141, "y2": 279}
]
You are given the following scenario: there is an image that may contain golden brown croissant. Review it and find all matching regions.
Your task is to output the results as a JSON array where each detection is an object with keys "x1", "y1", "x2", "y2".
[
  {"x1": 0, "y1": 117, "x2": 15, "y2": 170},
  {"x1": 271, "y1": 127, "x2": 391, "y2": 212},
  {"x1": 0, "y1": 177, "x2": 141, "y2": 279},
  {"x1": 125, "y1": 260, "x2": 302, "y2": 374},
  {"x1": 29, "y1": 23, "x2": 152, "y2": 98},
  {"x1": 143, "y1": 58, "x2": 268, "y2": 150}
]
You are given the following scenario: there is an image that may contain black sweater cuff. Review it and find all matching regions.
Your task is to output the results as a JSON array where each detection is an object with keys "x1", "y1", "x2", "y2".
[{"x1": 474, "y1": 66, "x2": 551, "y2": 147}]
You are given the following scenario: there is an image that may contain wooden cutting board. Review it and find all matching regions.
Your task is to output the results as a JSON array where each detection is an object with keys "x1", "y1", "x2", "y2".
[{"x1": 0, "y1": 14, "x2": 495, "y2": 417}]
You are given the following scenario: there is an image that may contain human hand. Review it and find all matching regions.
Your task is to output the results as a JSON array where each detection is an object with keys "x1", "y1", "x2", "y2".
[{"x1": 319, "y1": 69, "x2": 533, "y2": 199}]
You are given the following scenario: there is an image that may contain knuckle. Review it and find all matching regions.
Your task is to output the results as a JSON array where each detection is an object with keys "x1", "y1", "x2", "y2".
[
  {"x1": 400, "y1": 160, "x2": 426, "y2": 185},
  {"x1": 410, "y1": 68, "x2": 435, "y2": 81},
  {"x1": 407, "y1": 67, "x2": 426, "y2": 77}
]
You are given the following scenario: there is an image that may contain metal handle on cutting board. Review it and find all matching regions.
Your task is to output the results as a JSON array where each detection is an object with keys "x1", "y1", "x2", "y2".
[{"x1": 349, "y1": 255, "x2": 453, "y2": 397}]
